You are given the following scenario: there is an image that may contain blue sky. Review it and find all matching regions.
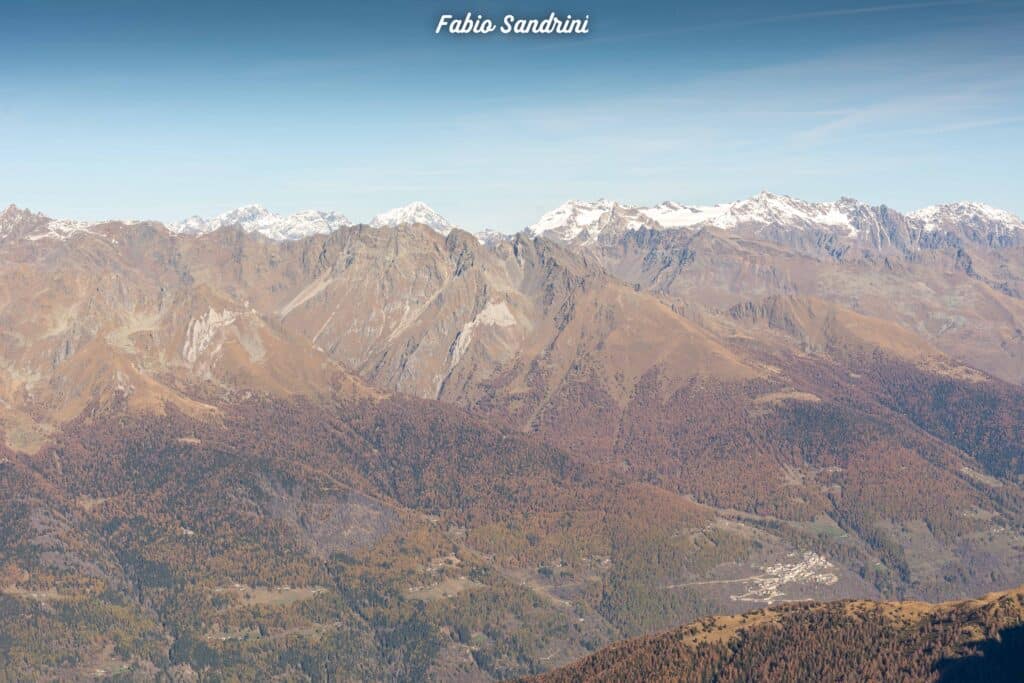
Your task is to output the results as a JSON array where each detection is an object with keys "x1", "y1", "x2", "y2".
[{"x1": 1, "y1": 0, "x2": 1022, "y2": 231}]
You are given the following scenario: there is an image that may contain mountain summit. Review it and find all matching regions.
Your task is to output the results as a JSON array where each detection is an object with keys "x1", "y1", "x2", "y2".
[
  {"x1": 369, "y1": 201, "x2": 455, "y2": 234},
  {"x1": 910, "y1": 202, "x2": 1024, "y2": 248}
]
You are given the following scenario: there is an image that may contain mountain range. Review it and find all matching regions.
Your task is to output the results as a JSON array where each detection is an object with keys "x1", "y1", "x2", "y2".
[
  {"x1": 527, "y1": 193, "x2": 1023, "y2": 249},
  {"x1": 24, "y1": 192, "x2": 1022, "y2": 250},
  {"x1": 1, "y1": 192, "x2": 1023, "y2": 680}
]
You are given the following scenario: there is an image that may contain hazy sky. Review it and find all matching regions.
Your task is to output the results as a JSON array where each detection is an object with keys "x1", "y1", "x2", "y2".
[{"x1": 2, "y1": 0, "x2": 1022, "y2": 231}]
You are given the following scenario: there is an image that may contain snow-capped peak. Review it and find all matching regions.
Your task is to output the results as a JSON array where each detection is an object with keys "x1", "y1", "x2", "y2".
[
  {"x1": 529, "y1": 199, "x2": 630, "y2": 240},
  {"x1": 368, "y1": 201, "x2": 454, "y2": 234},
  {"x1": 909, "y1": 202, "x2": 1023, "y2": 232},
  {"x1": 171, "y1": 205, "x2": 352, "y2": 240},
  {"x1": 216, "y1": 204, "x2": 274, "y2": 225},
  {"x1": 711, "y1": 192, "x2": 858, "y2": 232}
]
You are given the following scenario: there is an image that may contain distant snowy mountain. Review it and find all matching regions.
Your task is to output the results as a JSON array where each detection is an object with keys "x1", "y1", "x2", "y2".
[
  {"x1": 177, "y1": 201, "x2": 486, "y2": 241},
  {"x1": 5, "y1": 195, "x2": 1020, "y2": 249},
  {"x1": 528, "y1": 200, "x2": 656, "y2": 243},
  {"x1": 909, "y1": 202, "x2": 1024, "y2": 246},
  {"x1": 171, "y1": 205, "x2": 352, "y2": 240},
  {"x1": 11, "y1": 201, "x2": 491, "y2": 243},
  {"x1": 910, "y1": 202, "x2": 1023, "y2": 231},
  {"x1": 369, "y1": 201, "x2": 454, "y2": 235},
  {"x1": 531, "y1": 193, "x2": 865, "y2": 242},
  {"x1": 659, "y1": 192, "x2": 860, "y2": 233},
  {"x1": 530, "y1": 192, "x2": 1023, "y2": 250},
  {"x1": 529, "y1": 199, "x2": 620, "y2": 240}
]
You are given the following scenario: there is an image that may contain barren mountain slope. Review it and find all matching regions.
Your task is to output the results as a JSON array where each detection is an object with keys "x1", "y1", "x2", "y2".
[
  {"x1": 175, "y1": 223, "x2": 757, "y2": 403},
  {"x1": 585, "y1": 222, "x2": 1024, "y2": 385},
  {"x1": 0, "y1": 217, "x2": 373, "y2": 451}
]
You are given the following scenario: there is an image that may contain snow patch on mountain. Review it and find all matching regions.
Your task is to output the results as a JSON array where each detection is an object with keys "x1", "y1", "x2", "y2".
[
  {"x1": 25, "y1": 217, "x2": 142, "y2": 242},
  {"x1": 639, "y1": 200, "x2": 734, "y2": 228},
  {"x1": 26, "y1": 219, "x2": 103, "y2": 241}
]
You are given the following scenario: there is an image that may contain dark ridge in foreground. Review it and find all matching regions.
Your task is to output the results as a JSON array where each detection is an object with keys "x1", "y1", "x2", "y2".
[{"x1": 522, "y1": 587, "x2": 1024, "y2": 683}]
